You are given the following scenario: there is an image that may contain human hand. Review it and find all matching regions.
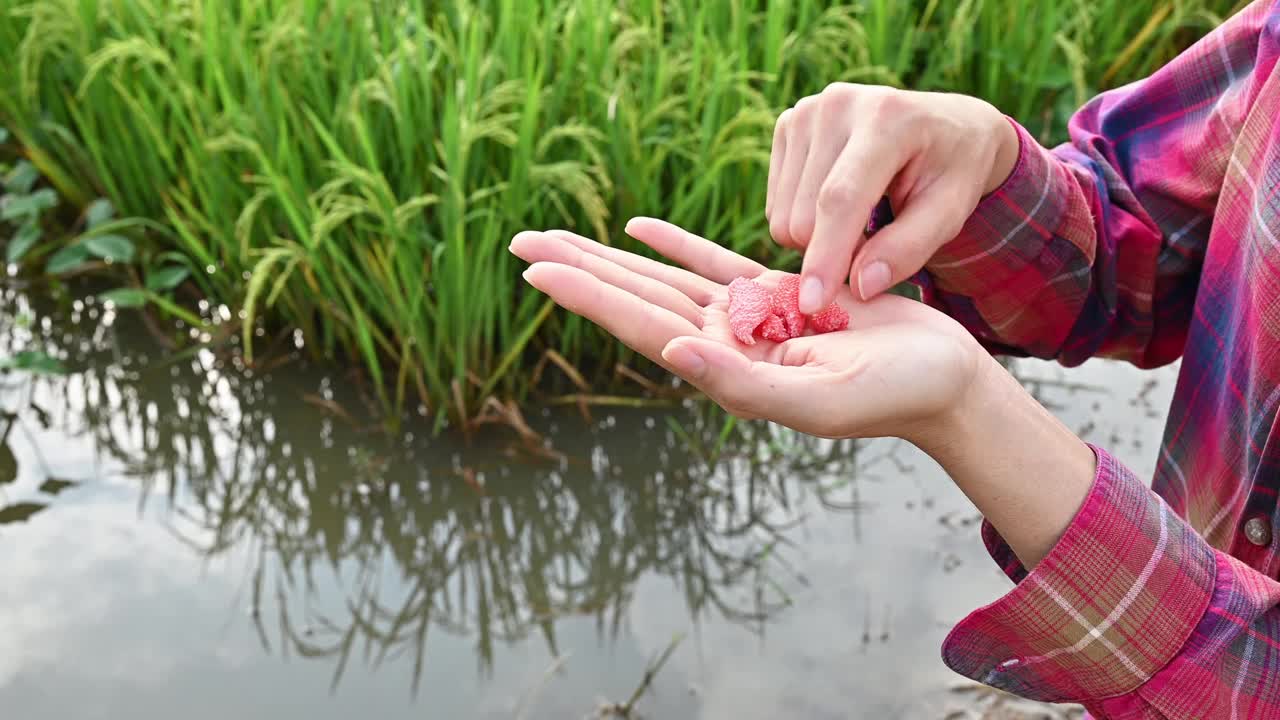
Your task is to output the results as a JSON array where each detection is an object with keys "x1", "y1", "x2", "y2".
[
  {"x1": 509, "y1": 218, "x2": 987, "y2": 444},
  {"x1": 766, "y1": 84, "x2": 1019, "y2": 312}
]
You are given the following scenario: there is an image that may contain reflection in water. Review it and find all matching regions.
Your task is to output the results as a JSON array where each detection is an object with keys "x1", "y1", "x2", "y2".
[
  {"x1": 0, "y1": 286, "x2": 882, "y2": 696},
  {"x1": 1, "y1": 285, "x2": 1163, "y2": 718}
]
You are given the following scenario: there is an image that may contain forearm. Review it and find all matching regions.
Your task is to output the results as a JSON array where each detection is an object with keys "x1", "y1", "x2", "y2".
[
  {"x1": 929, "y1": 349, "x2": 1280, "y2": 714},
  {"x1": 913, "y1": 351, "x2": 1096, "y2": 569}
]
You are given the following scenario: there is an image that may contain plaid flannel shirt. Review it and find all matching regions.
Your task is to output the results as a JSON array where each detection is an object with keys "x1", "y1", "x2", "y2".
[{"x1": 914, "y1": 2, "x2": 1280, "y2": 717}]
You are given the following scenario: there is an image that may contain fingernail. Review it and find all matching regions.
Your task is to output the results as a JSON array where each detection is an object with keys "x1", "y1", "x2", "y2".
[
  {"x1": 625, "y1": 216, "x2": 653, "y2": 233},
  {"x1": 858, "y1": 261, "x2": 892, "y2": 300},
  {"x1": 509, "y1": 231, "x2": 534, "y2": 251},
  {"x1": 799, "y1": 276, "x2": 825, "y2": 314},
  {"x1": 663, "y1": 343, "x2": 707, "y2": 378}
]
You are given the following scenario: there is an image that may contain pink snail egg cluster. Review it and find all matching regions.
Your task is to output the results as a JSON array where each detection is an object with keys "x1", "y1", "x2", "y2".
[{"x1": 726, "y1": 274, "x2": 849, "y2": 345}]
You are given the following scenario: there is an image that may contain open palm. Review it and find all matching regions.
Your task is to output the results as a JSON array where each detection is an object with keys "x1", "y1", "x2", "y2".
[{"x1": 509, "y1": 218, "x2": 984, "y2": 440}]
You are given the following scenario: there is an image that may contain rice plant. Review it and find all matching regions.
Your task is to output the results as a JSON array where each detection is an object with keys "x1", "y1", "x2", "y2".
[{"x1": 0, "y1": 0, "x2": 1244, "y2": 425}]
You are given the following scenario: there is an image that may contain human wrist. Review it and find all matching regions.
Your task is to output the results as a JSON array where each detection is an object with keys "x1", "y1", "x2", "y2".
[
  {"x1": 908, "y1": 349, "x2": 1096, "y2": 568},
  {"x1": 902, "y1": 342, "x2": 1003, "y2": 459}
]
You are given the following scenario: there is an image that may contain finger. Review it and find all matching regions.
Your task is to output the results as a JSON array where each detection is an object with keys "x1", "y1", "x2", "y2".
[
  {"x1": 787, "y1": 103, "x2": 851, "y2": 248},
  {"x1": 851, "y1": 181, "x2": 973, "y2": 300},
  {"x1": 624, "y1": 217, "x2": 766, "y2": 285},
  {"x1": 769, "y1": 98, "x2": 816, "y2": 248},
  {"x1": 799, "y1": 136, "x2": 902, "y2": 314},
  {"x1": 660, "y1": 336, "x2": 829, "y2": 424},
  {"x1": 523, "y1": 262, "x2": 702, "y2": 369},
  {"x1": 509, "y1": 232, "x2": 705, "y2": 326},
  {"x1": 541, "y1": 229, "x2": 721, "y2": 305},
  {"x1": 765, "y1": 109, "x2": 789, "y2": 223}
]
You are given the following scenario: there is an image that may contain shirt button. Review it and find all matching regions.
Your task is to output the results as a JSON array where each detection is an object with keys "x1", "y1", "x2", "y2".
[{"x1": 1244, "y1": 517, "x2": 1272, "y2": 547}]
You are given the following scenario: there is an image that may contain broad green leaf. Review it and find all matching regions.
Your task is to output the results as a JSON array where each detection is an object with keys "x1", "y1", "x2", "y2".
[
  {"x1": 0, "y1": 127, "x2": 9, "y2": 144},
  {"x1": 0, "y1": 502, "x2": 47, "y2": 524},
  {"x1": 0, "y1": 188, "x2": 57, "y2": 220},
  {"x1": 3, "y1": 161, "x2": 38, "y2": 194},
  {"x1": 84, "y1": 198, "x2": 115, "y2": 229},
  {"x1": 145, "y1": 265, "x2": 190, "y2": 291},
  {"x1": 6, "y1": 221, "x2": 42, "y2": 264},
  {"x1": 45, "y1": 244, "x2": 91, "y2": 274},
  {"x1": 98, "y1": 288, "x2": 148, "y2": 308},
  {"x1": 83, "y1": 233, "x2": 135, "y2": 263},
  {"x1": 0, "y1": 350, "x2": 67, "y2": 375}
]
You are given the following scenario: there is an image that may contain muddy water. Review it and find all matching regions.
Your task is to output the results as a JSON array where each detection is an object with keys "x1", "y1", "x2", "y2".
[{"x1": 0, "y1": 286, "x2": 1176, "y2": 719}]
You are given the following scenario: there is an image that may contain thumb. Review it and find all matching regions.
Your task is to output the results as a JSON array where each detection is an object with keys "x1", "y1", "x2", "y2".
[
  {"x1": 661, "y1": 336, "x2": 816, "y2": 421},
  {"x1": 849, "y1": 184, "x2": 971, "y2": 300}
]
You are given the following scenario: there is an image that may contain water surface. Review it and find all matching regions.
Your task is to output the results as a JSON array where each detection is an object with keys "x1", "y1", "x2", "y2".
[{"x1": 0, "y1": 286, "x2": 1177, "y2": 719}]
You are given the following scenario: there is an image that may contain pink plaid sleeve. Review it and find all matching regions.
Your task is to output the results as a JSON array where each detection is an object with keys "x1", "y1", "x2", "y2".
[
  {"x1": 916, "y1": 0, "x2": 1280, "y2": 368},
  {"x1": 941, "y1": 447, "x2": 1280, "y2": 717},
  {"x1": 926, "y1": 4, "x2": 1280, "y2": 716}
]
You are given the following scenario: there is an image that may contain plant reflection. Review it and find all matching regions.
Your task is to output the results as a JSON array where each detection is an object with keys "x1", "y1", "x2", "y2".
[{"x1": 0, "y1": 286, "x2": 897, "y2": 696}]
